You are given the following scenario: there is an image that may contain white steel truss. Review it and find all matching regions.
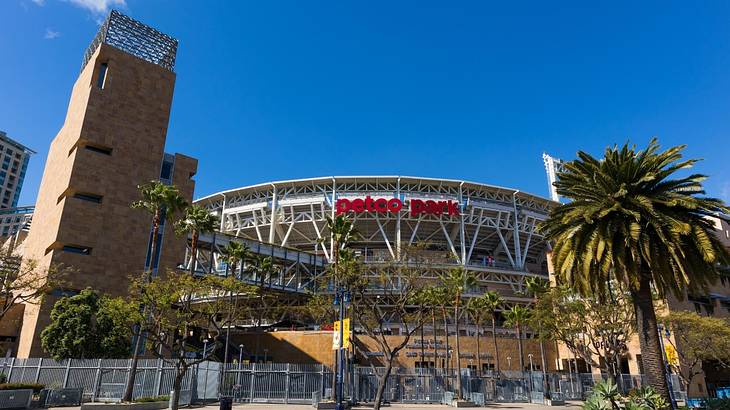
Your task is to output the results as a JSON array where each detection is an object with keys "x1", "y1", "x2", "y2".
[{"x1": 195, "y1": 176, "x2": 556, "y2": 298}]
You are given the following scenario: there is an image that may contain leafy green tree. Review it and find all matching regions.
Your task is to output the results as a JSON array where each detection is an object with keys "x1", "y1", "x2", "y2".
[
  {"x1": 531, "y1": 285, "x2": 635, "y2": 381},
  {"x1": 440, "y1": 267, "x2": 477, "y2": 399},
  {"x1": 129, "y1": 270, "x2": 254, "y2": 410},
  {"x1": 175, "y1": 205, "x2": 220, "y2": 275},
  {"x1": 126, "y1": 181, "x2": 187, "y2": 402},
  {"x1": 350, "y1": 254, "x2": 427, "y2": 410},
  {"x1": 504, "y1": 305, "x2": 531, "y2": 372},
  {"x1": 41, "y1": 289, "x2": 137, "y2": 359},
  {"x1": 663, "y1": 311, "x2": 730, "y2": 393},
  {"x1": 0, "y1": 247, "x2": 68, "y2": 327},
  {"x1": 542, "y1": 139, "x2": 730, "y2": 401}
]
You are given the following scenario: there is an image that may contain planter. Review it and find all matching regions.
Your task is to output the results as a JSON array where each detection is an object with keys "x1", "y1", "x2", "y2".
[
  {"x1": 545, "y1": 398, "x2": 566, "y2": 406},
  {"x1": 0, "y1": 389, "x2": 33, "y2": 409},
  {"x1": 451, "y1": 400, "x2": 477, "y2": 408},
  {"x1": 81, "y1": 401, "x2": 168, "y2": 410}
]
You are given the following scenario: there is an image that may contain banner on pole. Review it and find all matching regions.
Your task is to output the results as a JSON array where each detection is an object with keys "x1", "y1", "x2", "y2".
[{"x1": 332, "y1": 319, "x2": 351, "y2": 350}]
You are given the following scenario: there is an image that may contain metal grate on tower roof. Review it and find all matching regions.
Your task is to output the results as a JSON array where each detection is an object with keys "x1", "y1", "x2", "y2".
[{"x1": 81, "y1": 10, "x2": 178, "y2": 72}]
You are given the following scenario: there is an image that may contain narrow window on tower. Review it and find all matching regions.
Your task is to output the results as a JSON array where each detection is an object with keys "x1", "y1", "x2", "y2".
[{"x1": 97, "y1": 63, "x2": 109, "y2": 89}]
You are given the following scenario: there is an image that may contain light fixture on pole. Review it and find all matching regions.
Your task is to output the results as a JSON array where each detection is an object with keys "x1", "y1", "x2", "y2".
[
  {"x1": 158, "y1": 332, "x2": 165, "y2": 357},
  {"x1": 657, "y1": 323, "x2": 677, "y2": 410}
]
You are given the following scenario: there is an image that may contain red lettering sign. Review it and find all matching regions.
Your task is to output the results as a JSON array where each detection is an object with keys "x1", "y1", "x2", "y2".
[
  {"x1": 409, "y1": 199, "x2": 460, "y2": 217},
  {"x1": 335, "y1": 197, "x2": 459, "y2": 216}
]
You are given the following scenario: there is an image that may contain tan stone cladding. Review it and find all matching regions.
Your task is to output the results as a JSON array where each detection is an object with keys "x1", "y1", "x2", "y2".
[
  {"x1": 16, "y1": 43, "x2": 196, "y2": 357},
  {"x1": 234, "y1": 331, "x2": 557, "y2": 371}
]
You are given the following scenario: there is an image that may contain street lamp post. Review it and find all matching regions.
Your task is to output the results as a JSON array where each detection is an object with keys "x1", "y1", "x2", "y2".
[
  {"x1": 528, "y1": 353, "x2": 534, "y2": 399},
  {"x1": 333, "y1": 290, "x2": 350, "y2": 410},
  {"x1": 657, "y1": 324, "x2": 677, "y2": 410},
  {"x1": 236, "y1": 344, "x2": 245, "y2": 392},
  {"x1": 202, "y1": 338, "x2": 210, "y2": 402},
  {"x1": 158, "y1": 332, "x2": 166, "y2": 357}
]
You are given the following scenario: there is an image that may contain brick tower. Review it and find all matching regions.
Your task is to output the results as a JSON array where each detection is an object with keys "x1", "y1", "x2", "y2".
[{"x1": 17, "y1": 11, "x2": 197, "y2": 357}]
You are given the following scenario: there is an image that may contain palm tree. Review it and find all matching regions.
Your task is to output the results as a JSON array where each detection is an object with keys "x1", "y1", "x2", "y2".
[
  {"x1": 504, "y1": 305, "x2": 531, "y2": 373},
  {"x1": 421, "y1": 287, "x2": 443, "y2": 370},
  {"x1": 321, "y1": 214, "x2": 358, "y2": 399},
  {"x1": 322, "y1": 214, "x2": 358, "y2": 283},
  {"x1": 252, "y1": 256, "x2": 275, "y2": 361},
  {"x1": 222, "y1": 241, "x2": 250, "y2": 279},
  {"x1": 542, "y1": 139, "x2": 730, "y2": 401},
  {"x1": 440, "y1": 267, "x2": 477, "y2": 399},
  {"x1": 175, "y1": 205, "x2": 219, "y2": 275},
  {"x1": 481, "y1": 291, "x2": 503, "y2": 374},
  {"x1": 466, "y1": 295, "x2": 487, "y2": 376},
  {"x1": 221, "y1": 241, "x2": 251, "y2": 365},
  {"x1": 131, "y1": 181, "x2": 188, "y2": 279},
  {"x1": 525, "y1": 277, "x2": 550, "y2": 396},
  {"x1": 432, "y1": 286, "x2": 452, "y2": 387},
  {"x1": 124, "y1": 181, "x2": 187, "y2": 402}
]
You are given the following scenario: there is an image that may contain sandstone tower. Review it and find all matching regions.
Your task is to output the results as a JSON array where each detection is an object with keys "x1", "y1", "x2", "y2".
[{"x1": 17, "y1": 11, "x2": 197, "y2": 357}]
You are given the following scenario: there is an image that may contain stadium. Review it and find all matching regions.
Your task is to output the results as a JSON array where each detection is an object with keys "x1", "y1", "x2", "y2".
[{"x1": 191, "y1": 176, "x2": 557, "y2": 369}]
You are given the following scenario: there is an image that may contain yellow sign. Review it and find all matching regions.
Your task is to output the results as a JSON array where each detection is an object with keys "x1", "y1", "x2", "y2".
[
  {"x1": 332, "y1": 319, "x2": 351, "y2": 350},
  {"x1": 665, "y1": 343, "x2": 679, "y2": 366}
]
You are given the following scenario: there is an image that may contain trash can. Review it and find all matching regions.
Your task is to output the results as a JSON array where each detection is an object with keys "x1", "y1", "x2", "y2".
[{"x1": 219, "y1": 396, "x2": 233, "y2": 410}]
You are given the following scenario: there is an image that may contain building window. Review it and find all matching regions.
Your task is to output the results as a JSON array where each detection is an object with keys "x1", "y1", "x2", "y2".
[
  {"x1": 160, "y1": 159, "x2": 174, "y2": 181},
  {"x1": 62, "y1": 245, "x2": 92, "y2": 255},
  {"x1": 73, "y1": 192, "x2": 103, "y2": 204},
  {"x1": 84, "y1": 144, "x2": 112, "y2": 156},
  {"x1": 50, "y1": 288, "x2": 79, "y2": 297},
  {"x1": 97, "y1": 63, "x2": 109, "y2": 89}
]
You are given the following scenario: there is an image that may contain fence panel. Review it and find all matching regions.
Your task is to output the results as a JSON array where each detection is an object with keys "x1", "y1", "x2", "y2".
[{"x1": 0, "y1": 359, "x2": 689, "y2": 406}]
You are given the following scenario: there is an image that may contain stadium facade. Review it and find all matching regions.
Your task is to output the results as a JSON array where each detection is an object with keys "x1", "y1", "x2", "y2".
[{"x1": 192, "y1": 176, "x2": 559, "y2": 371}]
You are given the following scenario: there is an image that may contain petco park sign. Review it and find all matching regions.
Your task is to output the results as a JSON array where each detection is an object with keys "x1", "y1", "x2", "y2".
[{"x1": 335, "y1": 196, "x2": 460, "y2": 217}]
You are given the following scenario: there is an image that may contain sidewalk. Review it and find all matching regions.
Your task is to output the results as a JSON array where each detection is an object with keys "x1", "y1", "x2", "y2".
[{"x1": 201, "y1": 401, "x2": 584, "y2": 410}]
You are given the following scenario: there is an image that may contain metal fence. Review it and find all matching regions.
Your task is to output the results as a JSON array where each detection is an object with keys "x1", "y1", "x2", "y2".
[
  {"x1": 0, "y1": 358, "x2": 196, "y2": 403},
  {"x1": 0, "y1": 358, "x2": 687, "y2": 406}
]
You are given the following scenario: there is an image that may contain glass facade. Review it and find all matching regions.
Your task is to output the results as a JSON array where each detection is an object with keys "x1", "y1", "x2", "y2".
[{"x1": 0, "y1": 131, "x2": 34, "y2": 209}]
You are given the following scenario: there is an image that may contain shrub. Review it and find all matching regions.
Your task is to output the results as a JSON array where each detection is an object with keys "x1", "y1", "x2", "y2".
[
  {"x1": 706, "y1": 398, "x2": 730, "y2": 410},
  {"x1": 133, "y1": 395, "x2": 170, "y2": 403},
  {"x1": 583, "y1": 380, "x2": 667, "y2": 410},
  {"x1": 0, "y1": 383, "x2": 45, "y2": 393},
  {"x1": 0, "y1": 374, "x2": 6, "y2": 384}
]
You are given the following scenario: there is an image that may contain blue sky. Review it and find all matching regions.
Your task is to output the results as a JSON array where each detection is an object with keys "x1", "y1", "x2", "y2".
[{"x1": 2, "y1": 1, "x2": 730, "y2": 205}]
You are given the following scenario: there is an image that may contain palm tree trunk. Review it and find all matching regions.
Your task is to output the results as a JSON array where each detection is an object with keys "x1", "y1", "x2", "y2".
[
  {"x1": 630, "y1": 274, "x2": 671, "y2": 403},
  {"x1": 492, "y1": 315, "x2": 500, "y2": 374},
  {"x1": 476, "y1": 316, "x2": 481, "y2": 376},
  {"x1": 431, "y1": 310, "x2": 438, "y2": 370},
  {"x1": 442, "y1": 307, "x2": 450, "y2": 391},
  {"x1": 420, "y1": 308, "x2": 425, "y2": 368},
  {"x1": 516, "y1": 324, "x2": 525, "y2": 372},
  {"x1": 189, "y1": 231, "x2": 198, "y2": 275},
  {"x1": 455, "y1": 297, "x2": 463, "y2": 400},
  {"x1": 123, "y1": 212, "x2": 161, "y2": 402}
]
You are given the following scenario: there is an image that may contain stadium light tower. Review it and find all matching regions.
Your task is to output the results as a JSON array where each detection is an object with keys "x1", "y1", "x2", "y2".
[{"x1": 542, "y1": 153, "x2": 566, "y2": 202}]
